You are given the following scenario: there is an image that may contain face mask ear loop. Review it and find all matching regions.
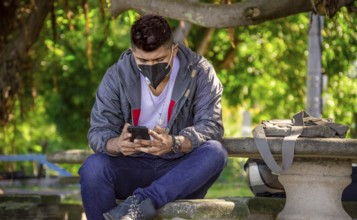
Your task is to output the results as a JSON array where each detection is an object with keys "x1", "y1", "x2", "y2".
[
  {"x1": 165, "y1": 46, "x2": 174, "y2": 69},
  {"x1": 144, "y1": 77, "x2": 151, "y2": 85},
  {"x1": 137, "y1": 62, "x2": 151, "y2": 86},
  {"x1": 136, "y1": 62, "x2": 142, "y2": 72}
]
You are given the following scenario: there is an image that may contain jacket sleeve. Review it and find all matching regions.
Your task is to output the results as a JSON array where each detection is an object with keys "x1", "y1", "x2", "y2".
[
  {"x1": 88, "y1": 64, "x2": 125, "y2": 154},
  {"x1": 179, "y1": 58, "x2": 224, "y2": 148}
]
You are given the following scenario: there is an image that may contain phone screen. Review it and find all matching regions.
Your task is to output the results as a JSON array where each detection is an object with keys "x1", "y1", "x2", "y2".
[{"x1": 127, "y1": 126, "x2": 150, "y2": 142}]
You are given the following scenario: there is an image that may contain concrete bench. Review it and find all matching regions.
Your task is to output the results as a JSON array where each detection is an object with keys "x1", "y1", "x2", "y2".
[{"x1": 47, "y1": 137, "x2": 357, "y2": 220}]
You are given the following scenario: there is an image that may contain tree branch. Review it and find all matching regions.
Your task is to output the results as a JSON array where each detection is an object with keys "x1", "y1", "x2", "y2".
[
  {"x1": 0, "y1": 0, "x2": 54, "y2": 60},
  {"x1": 109, "y1": 0, "x2": 355, "y2": 28}
]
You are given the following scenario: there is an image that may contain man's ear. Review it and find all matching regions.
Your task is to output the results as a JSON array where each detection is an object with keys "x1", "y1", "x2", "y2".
[{"x1": 130, "y1": 47, "x2": 138, "y2": 57}]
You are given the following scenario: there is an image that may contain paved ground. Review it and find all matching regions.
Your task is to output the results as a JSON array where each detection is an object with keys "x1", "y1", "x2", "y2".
[{"x1": 0, "y1": 177, "x2": 82, "y2": 202}]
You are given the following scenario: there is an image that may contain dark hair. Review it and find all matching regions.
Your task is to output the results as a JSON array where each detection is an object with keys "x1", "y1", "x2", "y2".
[{"x1": 130, "y1": 15, "x2": 173, "y2": 52}]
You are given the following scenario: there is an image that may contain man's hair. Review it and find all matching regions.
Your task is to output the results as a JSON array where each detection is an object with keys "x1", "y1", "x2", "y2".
[{"x1": 130, "y1": 14, "x2": 173, "y2": 52}]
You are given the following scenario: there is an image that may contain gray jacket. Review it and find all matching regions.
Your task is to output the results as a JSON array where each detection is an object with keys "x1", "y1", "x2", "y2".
[{"x1": 88, "y1": 44, "x2": 224, "y2": 159}]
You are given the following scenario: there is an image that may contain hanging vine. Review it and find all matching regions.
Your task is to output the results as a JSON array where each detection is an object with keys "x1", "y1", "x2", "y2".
[{"x1": 82, "y1": 0, "x2": 93, "y2": 70}]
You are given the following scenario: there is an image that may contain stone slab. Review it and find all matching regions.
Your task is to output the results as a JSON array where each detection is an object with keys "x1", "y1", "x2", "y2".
[
  {"x1": 47, "y1": 149, "x2": 93, "y2": 164},
  {"x1": 46, "y1": 138, "x2": 357, "y2": 164},
  {"x1": 223, "y1": 137, "x2": 357, "y2": 160},
  {"x1": 156, "y1": 198, "x2": 249, "y2": 219}
]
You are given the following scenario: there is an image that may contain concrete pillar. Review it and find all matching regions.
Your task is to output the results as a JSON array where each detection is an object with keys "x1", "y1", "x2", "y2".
[{"x1": 277, "y1": 158, "x2": 352, "y2": 220}]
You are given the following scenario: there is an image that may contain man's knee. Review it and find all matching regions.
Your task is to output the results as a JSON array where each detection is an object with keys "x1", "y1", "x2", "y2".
[
  {"x1": 198, "y1": 140, "x2": 228, "y2": 168},
  {"x1": 78, "y1": 153, "x2": 111, "y2": 179}
]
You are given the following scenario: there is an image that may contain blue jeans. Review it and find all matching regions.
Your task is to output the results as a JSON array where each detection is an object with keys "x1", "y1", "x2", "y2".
[{"x1": 78, "y1": 140, "x2": 228, "y2": 220}]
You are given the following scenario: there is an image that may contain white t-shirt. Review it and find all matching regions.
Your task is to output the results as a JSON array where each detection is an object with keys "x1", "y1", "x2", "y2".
[{"x1": 138, "y1": 56, "x2": 180, "y2": 129}]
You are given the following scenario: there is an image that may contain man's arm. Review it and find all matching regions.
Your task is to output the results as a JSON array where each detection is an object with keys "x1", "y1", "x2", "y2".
[
  {"x1": 88, "y1": 65, "x2": 125, "y2": 154},
  {"x1": 179, "y1": 58, "x2": 224, "y2": 148},
  {"x1": 176, "y1": 135, "x2": 192, "y2": 153}
]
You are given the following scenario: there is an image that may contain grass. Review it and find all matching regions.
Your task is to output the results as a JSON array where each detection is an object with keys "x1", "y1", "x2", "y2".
[
  {"x1": 204, "y1": 157, "x2": 254, "y2": 199},
  {"x1": 203, "y1": 157, "x2": 253, "y2": 198},
  {"x1": 206, "y1": 182, "x2": 254, "y2": 199}
]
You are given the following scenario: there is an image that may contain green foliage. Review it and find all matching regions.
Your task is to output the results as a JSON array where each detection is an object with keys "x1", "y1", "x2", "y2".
[
  {"x1": 191, "y1": 14, "x2": 310, "y2": 118},
  {"x1": 206, "y1": 181, "x2": 254, "y2": 198},
  {"x1": 29, "y1": 7, "x2": 139, "y2": 151},
  {"x1": 0, "y1": 97, "x2": 58, "y2": 155},
  {"x1": 321, "y1": 9, "x2": 357, "y2": 137},
  {"x1": 200, "y1": 11, "x2": 356, "y2": 136},
  {"x1": 324, "y1": 72, "x2": 357, "y2": 136}
]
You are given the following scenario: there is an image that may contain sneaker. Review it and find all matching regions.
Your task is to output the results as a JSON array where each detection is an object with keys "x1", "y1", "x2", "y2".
[{"x1": 103, "y1": 195, "x2": 156, "y2": 220}]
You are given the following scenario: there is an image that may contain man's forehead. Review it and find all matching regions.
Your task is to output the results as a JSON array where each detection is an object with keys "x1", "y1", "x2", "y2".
[{"x1": 132, "y1": 46, "x2": 170, "y2": 58}]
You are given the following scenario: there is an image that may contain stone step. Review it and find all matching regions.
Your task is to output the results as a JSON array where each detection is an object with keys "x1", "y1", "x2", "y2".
[
  {"x1": 156, "y1": 198, "x2": 249, "y2": 219},
  {"x1": 0, "y1": 194, "x2": 64, "y2": 220},
  {"x1": 150, "y1": 197, "x2": 357, "y2": 220},
  {"x1": 1, "y1": 194, "x2": 357, "y2": 219}
]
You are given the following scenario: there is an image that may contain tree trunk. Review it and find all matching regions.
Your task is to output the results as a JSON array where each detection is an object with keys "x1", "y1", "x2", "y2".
[
  {"x1": 0, "y1": 0, "x2": 54, "y2": 125},
  {"x1": 109, "y1": 0, "x2": 354, "y2": 28},
  {"x1": 306, "y1": 13, "x2": 324, "y2": 118}
]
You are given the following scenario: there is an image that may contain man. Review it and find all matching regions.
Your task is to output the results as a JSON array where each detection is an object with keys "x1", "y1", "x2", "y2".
[{"x1": 79, "y1": 14, "x2": 228, "y2": 220}]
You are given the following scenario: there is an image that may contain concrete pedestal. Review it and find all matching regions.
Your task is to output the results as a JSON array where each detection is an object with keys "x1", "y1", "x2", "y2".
[{"x1": 277, "y1": 158, "x2": 352, "y2": 220}]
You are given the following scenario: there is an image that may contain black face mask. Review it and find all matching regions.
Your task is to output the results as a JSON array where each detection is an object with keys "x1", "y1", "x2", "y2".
[
  {"x1": 138, "y1": 62, "x2": 171, "y2": 89},
  {"x1": 137, "y1": 47, "x2": 173, "y2": 89}
]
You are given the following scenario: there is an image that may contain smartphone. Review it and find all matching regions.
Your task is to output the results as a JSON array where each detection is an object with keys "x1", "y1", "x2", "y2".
[{"x1": 127, "y1": 126, "x2": 150, "y2": 142}]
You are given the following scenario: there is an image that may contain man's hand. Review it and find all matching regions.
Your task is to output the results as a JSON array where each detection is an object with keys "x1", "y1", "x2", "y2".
[
  {"x1": 134, "y1": 126, "x2": 173, "y2": 156},
  {"x1": 106, "y1": 123, "x2": 148, "y2": 156}
]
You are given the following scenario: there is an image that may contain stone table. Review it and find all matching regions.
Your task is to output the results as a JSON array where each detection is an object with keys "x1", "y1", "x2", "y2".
[{"x1": 223, "y1": 137, "x2": 357, "y2": 220}]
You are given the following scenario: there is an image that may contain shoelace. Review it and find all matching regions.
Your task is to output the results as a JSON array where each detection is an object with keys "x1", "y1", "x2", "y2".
[{"x1": 127, "y1": 202, "x2": 144, "y2": 220}]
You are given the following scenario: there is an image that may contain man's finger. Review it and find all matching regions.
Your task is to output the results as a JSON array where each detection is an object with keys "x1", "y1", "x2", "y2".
[
  {"x1": 149, "y1": 131, "x2": 159, "y2": 139},
  {"x1": 138, "y1": 146, "x2": 159, "y2": 154},
  {"x1": 138, "y1": 147, "x2": 150, "y2": 153},
  {"x1": 153, "y1": 126, "x2": 165, "y2": 134},
  {"x1": 125, "y1": 132, "x2": 132, "y2": 140},
  {"x1": 134, "y1": 139, "x2": 151, "y2": 146},
  {"x1": 123, "y1": 123, "x2": 131, "y2": 133}
]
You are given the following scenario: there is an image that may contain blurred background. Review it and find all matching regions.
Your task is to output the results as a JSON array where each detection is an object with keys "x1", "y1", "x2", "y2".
[{"x1": 0, "y1": 0, "x2": 356, "y2": 201}]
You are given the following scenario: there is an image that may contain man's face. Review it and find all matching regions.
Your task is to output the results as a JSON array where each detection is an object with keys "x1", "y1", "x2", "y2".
[{"x1": 132, "y1": 44, "x2": 178, "y2": 67}]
